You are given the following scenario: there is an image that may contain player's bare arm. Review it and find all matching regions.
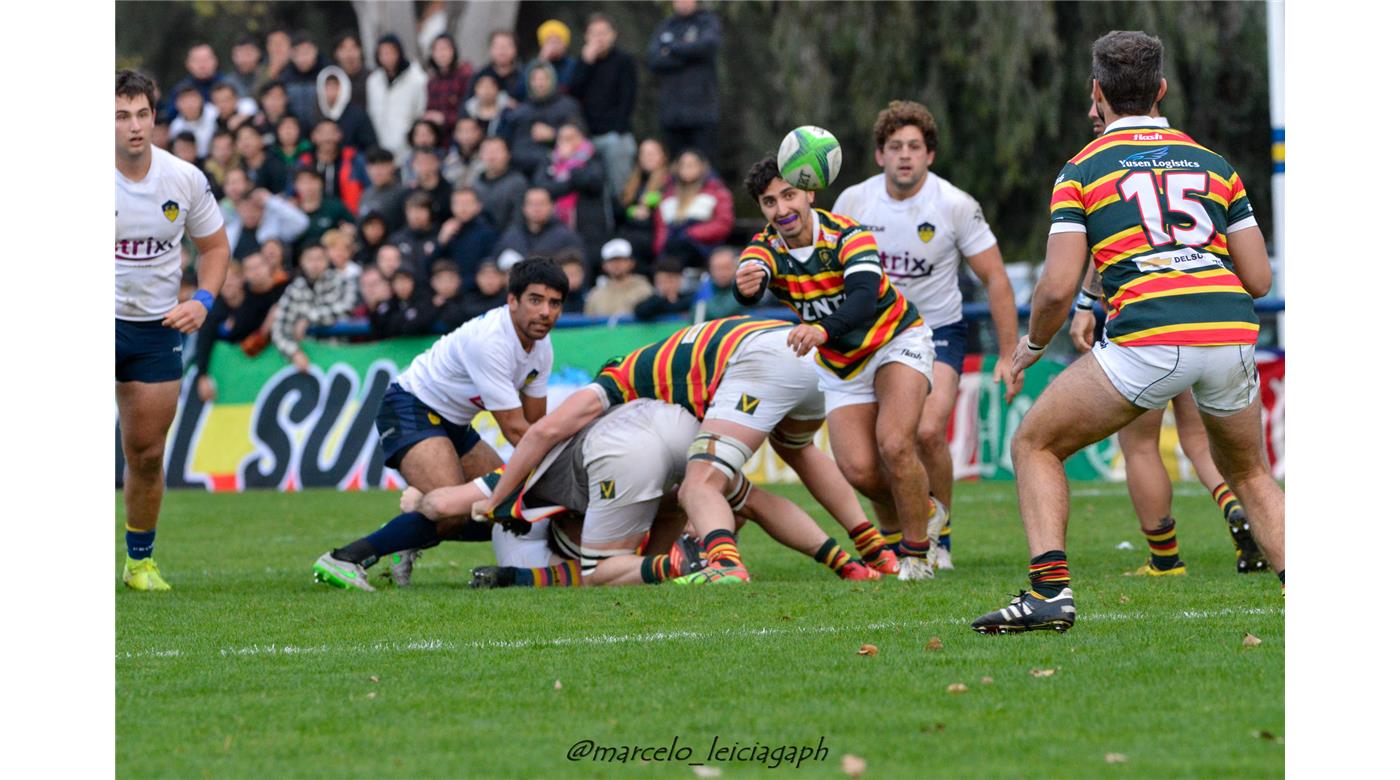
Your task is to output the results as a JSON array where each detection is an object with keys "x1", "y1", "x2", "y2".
[
  {"x1": 1011, "y1": 232, "x2": 1089, "y2": 381},
  {"x1": 1069, "y1": 266, "x2": 1103, "y2": 353},
  {"x1": 475, "y1": 387, "x2": 606, "y2": 517},
  {"x1": 490, "y1": 406, "x2": 532, "y2": 446},
  {"x1": 162, "y1": 228, "x2": 230, "y2": 335},
  {"x1": 1224, "y1": 225, "x2": 1273, "y2": 298},
  {"x1": 964, "y1": 244, "x2": 1023, "y2": 399}
]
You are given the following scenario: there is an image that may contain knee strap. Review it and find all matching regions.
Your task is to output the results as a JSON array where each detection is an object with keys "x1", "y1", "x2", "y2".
[{"x1": 686, "y1": 431, "x2": 755, "y2": 481}]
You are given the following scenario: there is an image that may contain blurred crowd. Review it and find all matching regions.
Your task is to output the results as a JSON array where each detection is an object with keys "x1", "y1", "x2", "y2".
[{"x1": 151, "y1": 1, "x2": 764, "y2": 395}]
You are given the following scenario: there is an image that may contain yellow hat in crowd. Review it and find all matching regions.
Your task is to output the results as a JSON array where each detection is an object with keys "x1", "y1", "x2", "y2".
[{"x1": 537, "y1": 20, "x2": 571, "y2": 48}]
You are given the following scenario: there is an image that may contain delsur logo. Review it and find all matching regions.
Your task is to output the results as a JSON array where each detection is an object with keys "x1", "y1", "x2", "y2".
[{"x1": 1119, "y1": 147, "x2": 1200, "y2": 170}]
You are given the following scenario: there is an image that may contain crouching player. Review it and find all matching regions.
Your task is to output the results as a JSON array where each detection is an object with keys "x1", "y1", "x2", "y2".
[
  {"x1": 473, "y1": 316, "x2": 899, "y2": 585},
  {"x1": 311, "y1": 257, "x2": 566, "y2": 589}
]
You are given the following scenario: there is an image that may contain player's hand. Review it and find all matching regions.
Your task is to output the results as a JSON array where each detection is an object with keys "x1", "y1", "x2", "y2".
[
  {"x1": 294, "y1": 318, "x2": 309, "y2": 340},
  {"x1": 1008, "y1": 335, "x2": 1044, "y2": 388},
  {"x1": 1069, "y1": 310, "x2": 1097, "y2": 353},
  {"x1": 994, "y1": 355, "x2": 1024, "y2": 404},
  {"x1": 787, "y1": 324, "x2": 827, "y2": 357},
  {"x1": 196, "y1": 374, "x2": 217, "y2": 403},
  {"x1": 399, "y1": 486, "x2": 424, "y2": 513},
  {"x1": 161, "y1": 300, "x2": 208, "y2": 334},
  {"x1": 736, "y1": 262, "x2": 766, "y2": 297},
  {"x1": 291, "y1": 350, "x2": 310, "y2": 373},
  {"x1": 471, "y1": 498, "x2": 494, "y2": 521}
]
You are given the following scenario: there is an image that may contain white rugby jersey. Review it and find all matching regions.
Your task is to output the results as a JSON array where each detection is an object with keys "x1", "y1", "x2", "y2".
[
  {"x1": 833, "y1": 172, "x2": 997, "y2": 330},
  {"x1": 115, "y1": 146, "x2": 223, "y2": 320},
  {"x1": 396, "y1": 305, "x2": 552, "y2": 425}
]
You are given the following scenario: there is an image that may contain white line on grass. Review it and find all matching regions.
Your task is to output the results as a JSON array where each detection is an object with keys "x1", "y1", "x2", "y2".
[{"x1": 116, "y1": 606, "x2": 1282, "y2": 662}]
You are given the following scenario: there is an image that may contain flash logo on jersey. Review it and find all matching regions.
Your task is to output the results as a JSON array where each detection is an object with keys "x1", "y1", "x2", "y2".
[
  {"x1": 161, "y1": 200, "x2": 179, "y2": 222},
  {"x1": 736, "y1": 394, "x2": 761, "y2": 414},
  {"x1": 917, "y1": 222, "x2": 936, "y2": 243},
  {"x1": 598, "y1": 480, "x2": 616, "y2": 499}
]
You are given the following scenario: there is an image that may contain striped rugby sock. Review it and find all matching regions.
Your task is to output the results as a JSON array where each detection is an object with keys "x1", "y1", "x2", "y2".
[
  {"x1": 847, "y1": 522, "x2": 888, "y2": 563},
  {"x1": 1212, "y1": 482, "x2": 1242, "y2": 519},
  {"x1": 813, "y1": 538, "x2": 855, "y2": 575},
  {"x1": 1145, "y1": 517, "x2": 1181, "y2": 570},
  {"x1": 896, "y1": 537, "x2": 930, "y2": 559},
  {"x1": 880, "y1": 528, "x2": 903, "y2": 556},
  {"x1": 640, "y1": 554, "x2": 678, "y2": 584},
  {"x1": 937, "y1": 516, "x2": 952, "y2": 552},
  {"x1": 517, "y1": 560, "x2": 582, "y2": 587},
  {"x1": 1029, "y1": 550, "x2": 1070, "y2": 598},
  {"x1": 702, "y1": 529, "x2": 743, "y2": 569}
]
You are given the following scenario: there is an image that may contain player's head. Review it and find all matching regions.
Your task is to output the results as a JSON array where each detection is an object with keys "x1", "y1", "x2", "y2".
[
  {"x1": 506, "y1": 257, "x2": 568, "y2": 341},
  {"x1": 1090, "y1": 31, "x2": 1167, "y2": 119},
  {"x1": 874, "y1": 100, "x2": 937, "y2": 193},
  {"x1": 745, "y1": 155, "x2": 814, "y2": 243},
  {"x1": 116, "y1": 69, "x2": 157, "y2": 160},
  {"x1": 1088, "y1": 91, "x2": 1106, "y2": 137}
]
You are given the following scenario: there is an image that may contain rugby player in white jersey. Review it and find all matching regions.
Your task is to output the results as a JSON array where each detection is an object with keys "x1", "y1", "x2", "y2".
[
  {"x1": 833, "y1": 100, "x2": 1022, "y2": 570},
  {"x1": 311, "y1": 257, "x2": 567, "y2": 590},
  {"x1": 115, "y1": 70, "x2": 230, "y2": 591}
]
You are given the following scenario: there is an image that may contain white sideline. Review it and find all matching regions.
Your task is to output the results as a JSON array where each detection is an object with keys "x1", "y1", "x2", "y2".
[{"x1": 116, "y1": 607, "x2": 1283, "y2": 661}]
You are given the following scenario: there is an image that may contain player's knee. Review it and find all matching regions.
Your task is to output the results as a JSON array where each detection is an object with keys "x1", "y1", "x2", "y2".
[
  {"x1": 915, "y1": 421, "x2": 948, "y2": 455},
  {"x1": 876, "y1": 430, "x2": 916, "y2": 466},
  {"x1": 125, "y1": 440, "x2": 166, "y2": 475},
  {"x1": 838, "y1": 457, "x2": 882, "y2": 496}
]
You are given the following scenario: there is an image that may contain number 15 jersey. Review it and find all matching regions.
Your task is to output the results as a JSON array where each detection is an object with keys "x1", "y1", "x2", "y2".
[{"x1": 1049, "y1": 116, "x2": 1259, "y2": 347}]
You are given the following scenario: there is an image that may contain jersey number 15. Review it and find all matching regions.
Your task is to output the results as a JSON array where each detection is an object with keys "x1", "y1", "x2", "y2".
[{"x1": 1118, "y1": 170, "x2": 1214, "y2": 248}]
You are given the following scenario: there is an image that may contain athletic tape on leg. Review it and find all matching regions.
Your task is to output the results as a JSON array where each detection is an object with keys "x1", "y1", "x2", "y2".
[{"x1": 687, "y1": 431, "x2": 755, "y2": 481}]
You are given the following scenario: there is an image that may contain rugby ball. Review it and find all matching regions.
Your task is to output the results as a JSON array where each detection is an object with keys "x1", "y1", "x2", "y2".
[{"x1": 778, "y1": 125, "x2": 842, "y2": 191}]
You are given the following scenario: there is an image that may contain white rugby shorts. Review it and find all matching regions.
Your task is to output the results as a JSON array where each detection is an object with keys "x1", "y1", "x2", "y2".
[
  {"x1": 819, "y1": 325, "x2": 936, "y2": 413},
  {"x1": 1092, "y1": 339, "x2": 1259, "y2": 416},
  {"x1": 706, "y1": 329, "x2": 826, "y2": 430}
]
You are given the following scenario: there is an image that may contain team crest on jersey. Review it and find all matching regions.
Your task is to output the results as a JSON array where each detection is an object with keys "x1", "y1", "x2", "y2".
[
  {"x1": 161, "y1": 200, "x2": 179, "y2": 223},
  {"x1": 524, "y1": 369, "x2": 540, "y2": 385},
  {"x1": 598, "y1": 480, "x2": 616, "y2": 500},
  {"x1": 736, "y1": 394, "x2": 761, "y2": 414},
  {"x1": 917, "y1": 222, "x2": 936, "y2": 243}
]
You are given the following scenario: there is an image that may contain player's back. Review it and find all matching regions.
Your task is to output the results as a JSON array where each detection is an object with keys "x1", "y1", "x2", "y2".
[{"x1": 1050, "y1": 120, "x2": 1259, "y2": 347}]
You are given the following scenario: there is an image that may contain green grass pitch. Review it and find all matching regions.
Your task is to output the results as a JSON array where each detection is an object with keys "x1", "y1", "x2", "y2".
[{"x1": 116, "y1": 481, "x2": 1283, "y2": 779}]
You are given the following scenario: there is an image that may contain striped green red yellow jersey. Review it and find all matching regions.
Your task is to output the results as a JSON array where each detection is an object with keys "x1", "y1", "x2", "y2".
[
  {"x1": 592, "y1": 316, "x2": 791, "y2": 420},
  {"x1": 1049, "y1": 120, "x2": 1260, "y2": 347},
  {"x1": 739, "y1": 208, "x2": 922, "y2": 379}
]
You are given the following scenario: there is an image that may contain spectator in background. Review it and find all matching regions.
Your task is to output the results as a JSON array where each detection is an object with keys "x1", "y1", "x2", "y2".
[
  {"x1": 227, "y1": 185, "x2": 309, "y2": 260},
  {"x1": 353, "y1": 211, "x2": 390, "y2": 267},
  {"x1": 556, "y1": 249, "x2": 588, "y2": 313},
  {"x1": 429, "y1": 260, "x2": 471, "y2": 330},
  {"x1": 283, "y1": 33, "x2": 327, "y2": 128},
  {"x1": 408, "y1": 146, "x2": 453, "y2": 221},
  {"x1": 298, "y1": 119, "x2": 369, "y2": 214},
  {"x1": 509, "y1": 62, "x2": 583, "y2": 178},
  {"x1": 584, "y1": 238, "x2": 654, "y2": 317},
  {"x1": 234, "y1": 124, "x2": 288, "y2": 194},
  {"x1": 321, "y1": 227, "x2": 360, "y2": 283},
  {"x1": 634, "y1": 256, "x2": 694, "y2": 321},
  {"x1": 570, "y1": 13, "x2": 638, "y2": 199},
  {"x1": 381, "y1": 269, "x2": 437, "y2": 336},
  {"x1": 367, "y1": 33, "x2": 428, "y2": 162},
  {"x1": 292, "y1": 166, "x2": 355, "y2": 253},
  {"x1": 442, "y1": 116, "x2": 486, "y2": 188},
  {"x1": 263, "y1": 29, "x2": 293, "y2": 88},
  {"x1": 402, "y1": 119, "x2": 445, "y2": 175},
  {"x1": 494, "y1": 186, "x2": 585, "y2": 265},
  {"x1": 203, "y1": 129, "x2": 238, "y2": 194},
  {"x1": 316, "y1": 66, "x2": 378, "y2": 152},
  {"x1": 617, "y1": 137, "x2": 670, "y2": 271},
  {"x1": 457, "y1": 260, "x2": 510, "y2": 321},
  {"x1": 152, "y1": 117, "x2": 171, "y2": 152},
  {"x1": 167, "y1": 42, "x2": 229, "y2": 119},
  {"x1": 194, "y1": 250, "x2": 289, "y2": 401},
  {"x1": 533, "y1": 122, "x2": 611, "y2": 252},
  {"x1": 476, "y1": 136, "x2": 528, "y2": 231},
  {"x1": 359, "y1": 266, "x2": 394, "y2": 337},
  {"x1": 227, "y1": 36, "x2": 264, "y2": 98},
  {"x1": 210, "y1": 81, "x2": 256, "y2": 133},
  {"x1": 532, "y1": 20, "x2": 578, "y2": 92},
  {"x1": 332, "y1": 32, "x2": 370, "y2": 110},
  {"x1": 389, "y1": 191, "x2": 441, "y2": 278},
  {"x1": 260, "y1": 238, "x2": 290, "y2": 275},
  {"x1": 274, "y1": 114, "x2": 311, "y2": 170},
  {"x1": 691, "y1": 245, "x2": 744, "y2": 321},
  {"x1": 255, "y1": 81, "x2": 293, "y2": 143},
  {"x1": 474, "y1": 29, "x2": 527, "y2": 103},
  {"x1": 272, "y1": 244, "x2": 358, "y2": 371},
  {"x1": 423, "y1": 33, "x2": 473, "y2": 141},
  {"x1": 374, "y1": 243, "x2": 406, "y2": 280},
  {"x1": 359, "y1": 148, "x2": 408, "y2": 232},
  {"x1": 653, "y1": 148, "x2": 733, "y2": 268},
  {"x1": 647, "y1": 0, "x2": 722, "y2": 161},
  {"x1": 219, "y1": 166, "x2": 251, "y2": 224},
  {"x1": 461, "y1": 71, "x2": 514, "y2": 140},
  {"x1": 433, "y1": 186, "x2": 497, "y2": 285},
  {"x1": 170, "y1": 132, "x2": 200, "y2": 167},
  {"x1": 170, "y1": 84, "x2": 219, "y2": 158}
]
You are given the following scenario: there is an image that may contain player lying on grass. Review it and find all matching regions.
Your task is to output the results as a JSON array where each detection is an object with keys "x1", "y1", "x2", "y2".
[
  {"x1": 312, "y1": 399, "x2": 878, "y2": 589},
  {"x1": 971, "y1": 31, "x2": 1285, "y2": 635},
  {"x1": 736, "y1": 157, "x2": 944, "y2": 581},
  {"x1": 312, "y1": 257, "x2": 566, "y2": 590},
  {"x1": 472, "y1": 316, "x2": 902, "y2": 586}
]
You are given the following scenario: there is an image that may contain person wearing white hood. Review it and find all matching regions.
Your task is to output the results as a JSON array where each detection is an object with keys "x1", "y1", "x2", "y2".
[
  {"x1": 366, "y1": 33, "x2": 428, "y2": 161},
  {"x1": 316, "y1": 65, "x2": 378, "y2": 152}
]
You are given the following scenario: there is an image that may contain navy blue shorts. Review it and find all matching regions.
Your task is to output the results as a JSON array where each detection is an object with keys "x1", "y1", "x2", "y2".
[
  {"x1": 375, "y1": 383, "x2": 483, "y2": 470},
  {"x1": 929, "y1": 320, "x2": 969, "y2": 375},
  {"x1": 115, "y1": 318, "x2": 184, "y2": 383}
]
